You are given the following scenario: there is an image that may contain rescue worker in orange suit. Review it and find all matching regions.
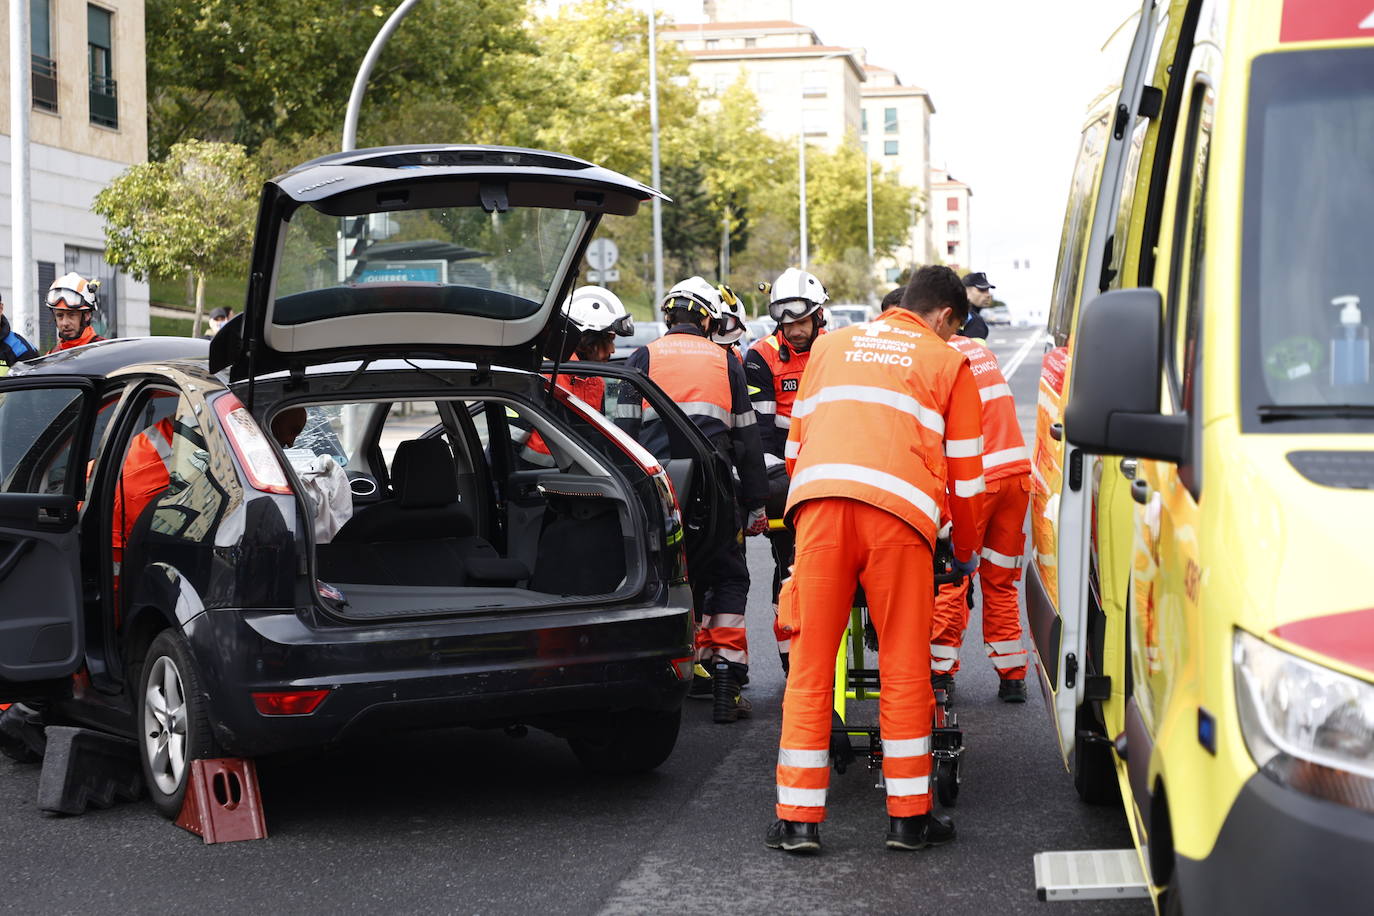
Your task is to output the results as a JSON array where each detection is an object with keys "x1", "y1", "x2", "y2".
[
  {"x1": 45, "y1": 272, "x2": 106, "y2": 353},
  {"x1": 930, "y1": 328, "x2": 1032, "y2": 703},
  {"x1": 616, "y1": 277, "x2": 769, "y2": 723},
  {"x1": 518, "y1": 286, "x2": 633, "y2": 467},
  {"x1": 767, "y1": 265, "x2": 984, "y2": 854},
  {"x1": 111, "y1": 407, "x2": 177, "y2": 611},
  {"x1": 744, "y1": 268, "x2": 829, "y2": 674}
]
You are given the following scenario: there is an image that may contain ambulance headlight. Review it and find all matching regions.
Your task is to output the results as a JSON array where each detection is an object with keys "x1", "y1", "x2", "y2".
[{"x1": 1234, "y1": 629, "x2": 1374, "y2": 813}]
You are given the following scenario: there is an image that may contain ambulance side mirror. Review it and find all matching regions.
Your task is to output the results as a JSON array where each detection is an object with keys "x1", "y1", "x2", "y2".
[{"x1": 1064, "y1": 288, "x2": 1187, "y2": 464}]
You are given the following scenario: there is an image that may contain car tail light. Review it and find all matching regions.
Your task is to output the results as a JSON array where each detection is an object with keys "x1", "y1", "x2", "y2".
[
  {"x1": 252, "y1": 689, "x2": 329, "y2": 716},
  {"x1": 213, "y1": 393, "x2": 292, "y2": 494},
  {"x1": 670, "y1": 657, "x2": 695, "y2": 681}
]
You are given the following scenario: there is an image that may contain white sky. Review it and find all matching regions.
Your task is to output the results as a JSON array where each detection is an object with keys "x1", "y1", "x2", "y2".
[{"x1": 650, "y1": 0, "x2": 1142, "y2": 308}]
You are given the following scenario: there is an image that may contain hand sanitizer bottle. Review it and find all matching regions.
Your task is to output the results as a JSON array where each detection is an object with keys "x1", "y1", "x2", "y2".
[{"x1": 1330, "y1": 295, "x2": 1370, "y2": 387}]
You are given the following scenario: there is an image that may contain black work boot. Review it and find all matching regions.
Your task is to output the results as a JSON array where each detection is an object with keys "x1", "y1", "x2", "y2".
[
  {"x1": 998, "y1": 678, "x2": 1027, "y2": 703},
  {"x1": 931, "y1": 673, "x2": 956, "y2": 705},
  {"x1": 712, "y1": 661, "x2": 752, "y2": 723},
  {"x1": 765, "y1": 819, "x2": 821, "y2": 853},
  {"x1": 885, "y1": 812, "x2": 956, "y2": 851},
  {"x1": 687, "y1": 663, "x2": 713, "y2": 700},
  {"x1": 0, "y1": 703, "x2": 47, "y2": 763}
]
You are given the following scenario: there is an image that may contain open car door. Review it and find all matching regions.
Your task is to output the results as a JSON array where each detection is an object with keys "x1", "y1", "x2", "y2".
[
  {"x1": 1031, "y1": 0, "x2": 1165, "y2": 764},
  {"x1": 0, "y1": 376, "x2": 99, "y2": 702},
  {"x1": 544, "y1": 360, "x2": 737, "y2": 575}
]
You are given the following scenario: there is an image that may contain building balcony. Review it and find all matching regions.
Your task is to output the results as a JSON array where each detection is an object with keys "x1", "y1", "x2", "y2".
[
  {"x1": 89, "y1": 75, "x2": 118, "y2": 128},
  {"x1": 32, "y1": 55, "x2": 57, "y2": 112}
]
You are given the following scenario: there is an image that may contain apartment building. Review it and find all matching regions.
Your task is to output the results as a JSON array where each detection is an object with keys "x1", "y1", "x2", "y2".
[
  {"x1": 929, "y1": 166, "x2": 973, "y2": 273},
  {"x1": 2, "y1": 0, "x2": 150, "y2": 349},
  {"x1": 860, "y1": 64, "x2": 935, "y2": 278}
]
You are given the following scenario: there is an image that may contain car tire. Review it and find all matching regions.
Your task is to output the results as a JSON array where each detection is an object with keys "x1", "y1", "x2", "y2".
[
  {"x1": 135, "y1": 630, "x2": 221, "y2": 819},
  {"x1": 568, "y1": 707, "x2": 682, "y2": 775}
]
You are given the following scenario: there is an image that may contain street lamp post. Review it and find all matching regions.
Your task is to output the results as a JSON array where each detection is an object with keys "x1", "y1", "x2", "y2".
[
  {"x1": 647, "y1": 3, "x2": 664, "y2": 303},
  {"x1": 797, "y1": 51, "x2": 847, "y2": 271},
  {"x1": 10, "y1": 0, "x2": 33, "y2": 340},
  {"x1": 342, "y1": 0, "x2": 422, "y2": 152},
  {"x1": 865, "y1": 157, "x2": 875, "y2": 262}
]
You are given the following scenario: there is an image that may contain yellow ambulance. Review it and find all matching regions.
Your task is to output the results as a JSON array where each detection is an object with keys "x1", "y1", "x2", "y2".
[{"x1": 1031, "y1": 0, "x2": 1374, "y2": 910}]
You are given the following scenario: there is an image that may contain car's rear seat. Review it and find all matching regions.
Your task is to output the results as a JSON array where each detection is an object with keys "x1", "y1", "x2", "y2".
[{"x1": 318, "y1": 438, "x2": 528, "y2": 587}]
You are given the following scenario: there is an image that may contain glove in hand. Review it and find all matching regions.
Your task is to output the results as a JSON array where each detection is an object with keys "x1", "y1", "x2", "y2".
[
  {"x1": 951, "y1": 552, "x2": 980, "y2": 576},
  {"x1": 745, "y1": 507, "x2": 769, "y2": 535}
]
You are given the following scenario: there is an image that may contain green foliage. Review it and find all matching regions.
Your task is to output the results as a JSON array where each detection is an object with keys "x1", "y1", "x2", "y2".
[
  {"x1": 150, "y1": 313, "x2": 194, "y2": 337},
  {"x1": 95, "y1": 140, "x2": 260, "y2": 283},
  {"x1": 146, "y1": 0, "x2": 535, "y2": 157},
  {"x1": 804, "y1": 135, "x2": 919, "y2": 266}
]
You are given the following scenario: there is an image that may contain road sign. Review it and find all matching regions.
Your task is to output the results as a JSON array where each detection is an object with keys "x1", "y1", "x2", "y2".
[
  {"x1": 587, "y1": 238, "x2": 619, "y2": 272},
  {"x1": 587, "y1": 269, "x2": 620, "y2": 284},
  {"x1": 357, "y1": 259, "x2": 447, "y2": 283}
]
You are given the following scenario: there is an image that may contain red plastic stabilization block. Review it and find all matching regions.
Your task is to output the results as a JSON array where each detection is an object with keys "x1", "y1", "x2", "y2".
[{"x1": 175, "y1": 758, "x2": 268, "y2": 844}]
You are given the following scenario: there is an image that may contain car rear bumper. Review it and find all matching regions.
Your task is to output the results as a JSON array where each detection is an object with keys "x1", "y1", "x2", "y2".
[
  {"x1": 1175, "y1": 771, "x2": 1374, "y2": 913},
  {"x1": 185, "y1": 602, "x2": 695, "y2": 756}
]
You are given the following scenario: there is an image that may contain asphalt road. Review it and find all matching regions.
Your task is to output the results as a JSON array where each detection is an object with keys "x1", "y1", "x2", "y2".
[{"x1": 0, "y1": 325, "x2": 1147, "y2": 915}]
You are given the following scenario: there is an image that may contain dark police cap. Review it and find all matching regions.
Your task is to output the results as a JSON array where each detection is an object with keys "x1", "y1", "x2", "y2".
[{"x1": 962, "y1": 271, "x2": 995, "y2": 290}]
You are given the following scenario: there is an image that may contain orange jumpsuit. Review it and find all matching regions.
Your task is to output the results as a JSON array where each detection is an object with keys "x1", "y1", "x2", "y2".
[
  {"x1": 111, "y1": 417, "x2": 175, "y2": 611},
  {"x1": 930, "y1": 336, "x2": 1032, "y2": 681},
  {"x1": 775, "y1": 309, "x2": 985, "y2": 823},
  {"x1": 518, "y1": 355, "x2": 608, "y2": 467}
]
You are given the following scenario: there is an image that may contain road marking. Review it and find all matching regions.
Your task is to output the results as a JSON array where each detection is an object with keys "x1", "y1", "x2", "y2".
[{"x1": 1000, "y1": 331, "x2": 1041, "y2": 382}]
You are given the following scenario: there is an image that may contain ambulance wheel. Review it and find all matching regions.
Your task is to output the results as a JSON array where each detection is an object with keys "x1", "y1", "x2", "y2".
[
  {"x1": 935, "y1": 757, "x2": 960, "y2": 807},
  {"x1": 135, "y1": 630, "x2": 222, "y2": 819},
  {"x1": 569, "y1": 706, "x2": 681, "y2": 775}
]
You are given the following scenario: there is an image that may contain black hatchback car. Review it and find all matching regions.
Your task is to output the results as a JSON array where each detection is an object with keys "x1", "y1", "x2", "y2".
[{"x1": 0, "y1": 146, "x2": 735, "y2": 817}]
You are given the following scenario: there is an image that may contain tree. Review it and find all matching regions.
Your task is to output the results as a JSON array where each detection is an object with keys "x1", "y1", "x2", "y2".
[
  {"x1": 146, "y1": 0, "x2": 535, "y2": 157},
  {"x1": 94, "y1": 140, "x2": 261, "y2": 336},
  {"x1": 804, "y1": 136, "x2": 919, "y2": 268}
]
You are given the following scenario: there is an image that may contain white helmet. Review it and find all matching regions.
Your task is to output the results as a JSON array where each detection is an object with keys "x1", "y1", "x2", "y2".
[
  {"x1": 767, "y1": 267, "x2": 828, "y2": 322},
  {"x1": 567, "y1": 286, "x2": 634, "y2": 336},
  {"x1": 662, "y1": 276, "x2": 723, "y2": 322},
  {"x1": 711, "y1": 284, "x2": 748, "y2": 346},
  {"x1": 46, "y1": 271, "x2": 100, "y2": 312}
]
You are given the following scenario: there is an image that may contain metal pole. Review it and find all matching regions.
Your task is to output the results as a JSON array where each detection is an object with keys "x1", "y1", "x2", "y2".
[
  {"x1": 798, "y1": 125, "x2": 808, "y2": 270},
  {"x1": 342, "y1": 0, "x2": 422, "y2": 152},
  {"x1": 648, "y1": 3, "x2": 664, "y2": 303},
  {"x1": 865, "y1": 159, "x2": 875, "y2": 262},
  {"x1": 10, "y1": 0, "x2": 33, "y2": 340}
]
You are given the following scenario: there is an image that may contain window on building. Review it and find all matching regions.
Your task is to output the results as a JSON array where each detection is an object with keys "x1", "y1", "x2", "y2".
[
  {"x1": 861, "y1": 109, "x2": 867, "y2": 135},
  {"x1": 947, "y1": 220, "x2": 960, "y2": 237},
  {"x1": 803, "y1": 109, "x2": 828, "y2": 137},
  {"x1": 705, "y1": 39, "x2": 719, "y2": 49},
  {"x1": 884, "y1": 140, "x2": 898, "y2": 156},
  {"x1": 947, "y1": 242, "x2": 958, "y2": 257},
  {"x1": 884, "y1": 107, "x2": 898, "y2": 134},
  {"x1": 31, "y1": 0, "x2": 56, "y2": 112},
  {"x1": 744, "y1": 37, "x2": 756, "y2": 48},
  {"x1": 65, "y1": 246, "x2": 117, "y2": 338},
  {"x1": 88, "y1": 5, "x2": 117, "y2": 128},
  {"x1": 946, "y1": 197, "x2": 960, "y2": 211},
  {"x1": 803, "y1": 69, "x2": 828, "y2": 97}
]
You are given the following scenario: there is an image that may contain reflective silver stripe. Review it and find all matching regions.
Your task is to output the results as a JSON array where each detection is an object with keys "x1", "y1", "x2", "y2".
[
  {"x1": 979, "y1": 382, "x2": 1012, "y2": 403},
  {"x1": 754, "y1": 400, "x2": 778, "y2": 414},
  {"x1": 793, "y1": 385, "x2": 944, "y2": 437},
  {"x1": 790, "y1": 463, "x2": 939, "y2": 528},
  {"x1": 945, "y1": 436, "x2": 984, "y2": 458},
  {"x1": 991, "y1": 654, "x2": 1026, "y2": 669},
  {"x1": 713, "y1": 647, "x2": 748, "y2": 663},
  {"x1": 733, "y1": 410, "x2": 757, "y2": 428},
  {"x1": 779, "y1": 748, "x2": 830, "y2": 769},
  {"x1": 518, "y1": 445, "x2": 557, "y2": 468},
  {"x1": 663, "y1": 401, "x2": 734, "y2": 426},
  {"x1": 931, "y1": 657, "x2": 956, "y2": 672},
  {"x1": 150, "y1": 431, "x2": 173, "y2": 463},
  {"x1": 885, "y1": 776, "x2": 929, "y2": 797},
  {"x1": 775, "y1": 414, "x2": 793, "y2": 429},
  {"x1": 883, "y1": 736, "x2": 930, "y2": 758},
  {"x1": 986, "y1": 640, "x2": 1024, "y2": 655},
  {"x1": 980, "y1": 547, "x2": 1022, "y2": 569},
  {"x1": 984, "y1": 445, "x2": 1030, "y2": 468},
  {"x1": 614, "y1": 403, "x2": 642, "y2": 419},
  {"x1": 929, "y1": 644, "x2": 960, "y2": 659},
  {"x1": 784, "y1": 440, "x2": 800, "y2": 459},
  {"x1": 954, "y1": 476, "x2": 986, "y2": 498},
  {"x1": 703, "y1": 613, "x2": 746, "y2": 629},
  {"x1": 777, "y1": 785, "x2": 827, "y2": 807}
]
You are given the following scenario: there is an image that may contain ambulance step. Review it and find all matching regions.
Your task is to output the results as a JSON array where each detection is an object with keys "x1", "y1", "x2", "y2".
[{"x1": 1033, "y1": 849, "x2": 1150, "y2": 901}]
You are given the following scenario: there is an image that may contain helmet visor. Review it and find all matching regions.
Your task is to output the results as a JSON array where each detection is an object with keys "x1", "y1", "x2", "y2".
[
  {"x1": 46, "y1": 288, "x2": 92, "y2": 310},
  {"x1": 768, "y1": 298, "x2": 816, "y2": 323},
  {"x1": 608, "y1": 314, "x2": 635, "y2": 337}
]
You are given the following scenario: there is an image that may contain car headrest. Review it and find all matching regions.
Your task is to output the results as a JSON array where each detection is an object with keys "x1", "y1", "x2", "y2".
[{"x1": 391, "y1": 438, "x2": 459, "y2": 509}]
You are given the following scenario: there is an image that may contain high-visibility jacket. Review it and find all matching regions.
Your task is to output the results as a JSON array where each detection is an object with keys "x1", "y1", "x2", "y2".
[
  {"x1": 948, "y1": 335, "x2": 1030, "y2": 482},
  {"x1": 617, "y1": 323, "x2": 768, "y2": 510},
  {"x1": 784, "y1": 308, "x2": 985, "y2": 558},
  {"x1": 519, "y1": 355, "x2": 607, "y2": 467},
  {"x1": 744, "y1": 330, "x2": 820, "y2": 458},
  {"x1": 1, "y1": 315, "x2": 38, "y2": 367},
  {"x1": 48, "y1": 325, "x2": 104, "y2": 353}
]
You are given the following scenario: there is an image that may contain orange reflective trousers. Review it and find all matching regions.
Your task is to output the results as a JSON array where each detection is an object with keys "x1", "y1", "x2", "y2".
[
  {"x1": 776, "y1": 498, "x2": 934, "y2": 822},
  {"x1": 931, "y1": 474, "x2": 1030, "y2": 679}
]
